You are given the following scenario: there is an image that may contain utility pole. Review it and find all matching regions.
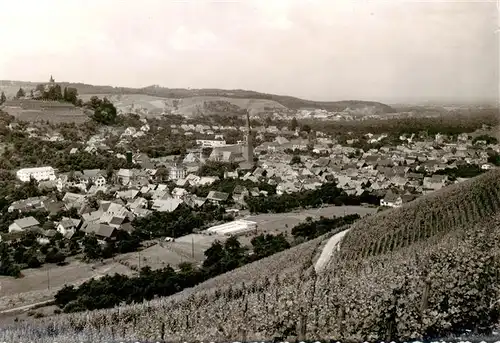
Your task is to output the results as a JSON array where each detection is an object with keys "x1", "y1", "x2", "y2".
[
  {"x1": 191, "y1": 236, "x2": 194, "y2": 259},
  {"x1": 138, "y1": 250, "x2": 141, "y2": 271}
]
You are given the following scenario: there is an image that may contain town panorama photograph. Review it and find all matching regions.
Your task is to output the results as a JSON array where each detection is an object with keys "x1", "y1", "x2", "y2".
[{"x1": 0, "y1": 0, "x2": 498, "y2": 342}]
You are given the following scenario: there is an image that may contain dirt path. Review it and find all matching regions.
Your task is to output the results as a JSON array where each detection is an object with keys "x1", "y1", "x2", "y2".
[
  {"x1": 314, "y1": 229, "x2": 350, "y2": 273},
  {"x1": 0, "y1": 299, "x2": 54, "y2": 315}
]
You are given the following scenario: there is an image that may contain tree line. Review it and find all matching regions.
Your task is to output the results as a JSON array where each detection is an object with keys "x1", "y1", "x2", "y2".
[{"x1": 245, "y1": 182, "x2": 381, "y2": 213}]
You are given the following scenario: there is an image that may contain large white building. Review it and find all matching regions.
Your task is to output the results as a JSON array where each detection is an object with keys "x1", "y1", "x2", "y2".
[
  {"x1": 204, "y1": 220, "x2": 258, "y2": 236},
  {"x1": 196, "y1": 139, "x2": 227, "y2": 148},
  {"x1": 16, "y1": 167, "x2": 56, "y2": 182}
]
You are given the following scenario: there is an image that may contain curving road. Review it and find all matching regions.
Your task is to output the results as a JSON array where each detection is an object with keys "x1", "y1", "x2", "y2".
[{"x1": 314, "y1": 229, "x2": 350, "y2": 273}]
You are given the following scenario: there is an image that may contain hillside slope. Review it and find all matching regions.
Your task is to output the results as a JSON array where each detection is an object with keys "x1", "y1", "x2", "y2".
[
  {"x1": 0, "y1": 80, "x2": 396, "y2": 116},
  {"x1": 79, "y1": 93, "x2": 288, "y2": 118},
  {"x1": 336, "y1": 170, "x2": 500, "y2": 262},
  {"x1": 3, "y1": 171, "x2": 500, "y2": 342},
  {"x1": 0, "y1": 99, "x2": 89, "y2": 124}
]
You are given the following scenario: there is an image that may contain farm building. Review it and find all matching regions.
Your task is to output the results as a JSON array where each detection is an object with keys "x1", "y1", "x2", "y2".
[{"x1": 204, "y1": 219, "x2": 257, "y2": 236}]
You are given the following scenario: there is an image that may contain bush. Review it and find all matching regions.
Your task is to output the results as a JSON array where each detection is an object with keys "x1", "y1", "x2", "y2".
[
  {"x1": 44, "y1": 249, "x2": 66, "y2": 264},
  {"x1": 27, "y1": 256, "x2": 42, "y2": 269}
]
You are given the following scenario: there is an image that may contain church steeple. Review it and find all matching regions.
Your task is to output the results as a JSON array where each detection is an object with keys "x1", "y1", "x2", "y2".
[
  {"x1": 49, "y1": 75, "x2": 55, "y2": 83},
  {"x1": 245, "y1": 110, "x2": 254, "y2": 163}
]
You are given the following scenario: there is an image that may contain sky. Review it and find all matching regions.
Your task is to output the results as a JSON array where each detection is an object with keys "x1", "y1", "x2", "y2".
[{"x1": 0, "y1": 0, "x2": 498, "y2": 104}]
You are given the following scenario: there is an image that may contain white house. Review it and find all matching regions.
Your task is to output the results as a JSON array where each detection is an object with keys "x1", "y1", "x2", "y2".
[
  {"x1": 56, "y1": 217, "x2": 81, "y2": 236},
  {"x1": 16, "y1": 167, "x2": 56, "y2": 182},
  {"x1": 57, "y1": 170, "x2": 107, "y2": 192},
  {"x1": 380, "y1": 192, "x2": 403, "y2": 208}
]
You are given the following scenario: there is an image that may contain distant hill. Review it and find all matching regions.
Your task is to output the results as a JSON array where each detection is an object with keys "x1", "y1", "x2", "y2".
[
  {"x1": 5, "y1": 170, "x2": 500, "y2": 342},
  {"x1": 0, "y1": 80, "x2": 396, "y2": 117}
]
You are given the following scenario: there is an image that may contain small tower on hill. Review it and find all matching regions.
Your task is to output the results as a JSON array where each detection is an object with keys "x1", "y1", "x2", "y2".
[{"x1": 49, "y1": 75, "x2": 55, "y2": 83}]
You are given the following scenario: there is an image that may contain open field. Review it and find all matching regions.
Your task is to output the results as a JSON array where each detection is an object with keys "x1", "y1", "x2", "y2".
[
  {"x1": 0, "y1": 260, "x2": 133, "y2": 311},
  {"x1": 114, "y1": 233, "x2": 222, "y2": 270},
  {"x1": 244, "y1": 205, "x2": 376, "y2": 234}
]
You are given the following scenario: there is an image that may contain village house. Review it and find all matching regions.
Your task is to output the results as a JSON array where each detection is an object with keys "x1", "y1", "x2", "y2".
[
  {"x1": 81, "y1": 223, "x2": 118, "y2": 242},
  {"x1": 423, "y1": 175, "x2": 448, "y2": 191},
  {"x1": 56, "y1": 217, "x2": 82, "y2": 238},
  {"x1": 183, "y1": 152, "x2": 202, "y2": 164},
  {"x1": 206, "y1": 191, "x2": 230, "y2": 205},
  {"x1": 152, "y1": 198, "x2": 184, "y2": 212},
  {"x1": 62, "y1": 192, "x2": 87, "y2": 210},
  {"x1": 232, "y1": 185, "x2": 249, "y2": 204},
  {"x1": 380, "y1": 192, "x2": 403, "y2": 208},
  {"x1": 122, "y1": 127, "x2": 137, "y2": 137},
  {"x1": 8, "y1": 196, "x2": 49, "y2": 213},
  {"x1": 9, "y1": 216, "x2": 40, "y2": 233},
  {"x1": 171, "y1": 187, "x2": 188, "y2": 199},
  {"x1": 117, "y1": 169, "x2": 134, "y2": 186},
  {"x1": 58, "y1": 169, "x2": 107, "y2": 192}
]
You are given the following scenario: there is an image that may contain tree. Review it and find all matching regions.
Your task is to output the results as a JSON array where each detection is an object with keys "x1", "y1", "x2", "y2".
[
  {"x1": 0, "y1": 91, "x2": 6, "y2": 105},
  {"x1": 488, "y1": 152, "x2": 500, "y2": 166},
  {"x1": 13, "y1": 245, "x2": 27, "y2": 264},
  {"x1": 82, "y1": 234, "x2": 101, "y2": 260},
  {"x1": 27, "y1": 255, "x2": 42, "y2": 268},
  {"x1": 16, "y1": 87, "x2": 25, "y2": 99},
  {"x1": 63, "y1": 87, "x2": 79, "y2": 105},
  {"x1": 47, "y1": 84, "x2": 63, "y2": 101},
  {"x1": 91, "y1": 97, "x2": 117, "y2": 125},
  {"x1": 301, "y1": 124, "x2": 312, "y2": 133},
  {"x1": 223, "y1": 236, "x2": 246, "y2": 269},
  {"x1": 203, "y1": 240, "x2": 225, "y2": 269},
  {"x1": 155, "y1": 167, "x2": 169, "y2": 182},
  {"x1": 251, "y1": 233, "x2": 290, "y2": 260},
  {"x1": 44, "y1": 248, "x2": 66, "y2": 264},
  {"x1": 289, "y1": 117, "x2": 298, "y2": 131},
  {"x1": 35, "y1": 84, "x2": 45, "y2": 93},
  {"x1": 290, "y1": 155, "x2": 301, "y2": 165}
]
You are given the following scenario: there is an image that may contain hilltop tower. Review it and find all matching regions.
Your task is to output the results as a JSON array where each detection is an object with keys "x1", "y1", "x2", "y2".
[{"x1": 245, "y1": 110, "x2": 254, "y2": 162}]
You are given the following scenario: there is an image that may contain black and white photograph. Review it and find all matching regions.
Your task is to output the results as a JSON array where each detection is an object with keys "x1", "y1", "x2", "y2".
[{"x1": 0, "y1": 0, "x2": 498, "y2": 342}]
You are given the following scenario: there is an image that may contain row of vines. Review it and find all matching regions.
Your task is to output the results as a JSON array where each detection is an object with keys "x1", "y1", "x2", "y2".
[
  {"x1": 3, "y1": 220, "x2": 500, "y2": 342},
  {"x1": 338, "y1": 169, "x2": 500, "y2": 261}
]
